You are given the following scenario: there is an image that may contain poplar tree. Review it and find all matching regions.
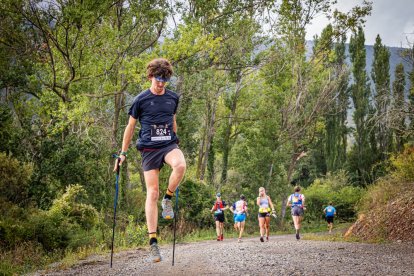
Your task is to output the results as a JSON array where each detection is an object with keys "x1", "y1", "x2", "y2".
[
  {"x1": 392, "y1": 63, "x2": 406, "y2": 152},
  {"x1": 323, "y1": 32, "x2": 349, "y2": 172},
  {"x1": 349, "y1": 27, "x2": 372, "y2": 184},
  {"x1": 371, "y1": 35, "x2": 391, "y2": 158}
]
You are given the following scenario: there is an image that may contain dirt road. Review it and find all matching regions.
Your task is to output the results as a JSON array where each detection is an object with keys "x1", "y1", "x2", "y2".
[{"x1": 34, "y1": 234, "x2": 414, "y2": 275}]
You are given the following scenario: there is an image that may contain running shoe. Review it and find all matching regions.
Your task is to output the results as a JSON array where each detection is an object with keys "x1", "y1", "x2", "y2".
[
  {"x1": 238, "y1": 238, "x2": 242, "y2": 243},
  {"x1": 161, "y1": 198, "x2": 174, "y2": 219},
  {"x1": 296, "y1": 233, "x2": 300, "y2": 240},
  {"x1": 220, "y1": 234, "x2": 224, "y2": 241},
  {"x1": 217, "y1": 236, "x2": 220, "y2": 241},
  {"x1": 260, "y1": 236, "x2": 264, "y2": 242},
  {"x1": 150, "y1": 243, "x2": 161, "y2": 262},
  {"x1": 266, "y1": 236, "x2": 269, "y2": 242}
]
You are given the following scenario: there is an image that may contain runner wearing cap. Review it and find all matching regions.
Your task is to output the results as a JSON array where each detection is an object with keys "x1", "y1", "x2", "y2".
[{"x1": 211, "y1": 193, "x2": 228, "y2": 241}]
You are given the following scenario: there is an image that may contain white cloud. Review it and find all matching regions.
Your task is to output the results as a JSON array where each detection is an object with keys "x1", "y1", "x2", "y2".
[{"x1": 306, "y1": 0, "x2": 414, "y2": 47}]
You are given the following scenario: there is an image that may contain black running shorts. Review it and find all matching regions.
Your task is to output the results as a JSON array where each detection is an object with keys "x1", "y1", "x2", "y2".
[
  {"x1": 140, "y1": 143, "x2": 178, "y2": 171},
  {"x1": 258, "y1": 212, "x2": 270, "y2": 218},
  {"x1": 326, "y1": 216, "x2": 334, "y2": 223},
  {"x1": 214, "y1": 213, "x2": 225, "y2": 222}
]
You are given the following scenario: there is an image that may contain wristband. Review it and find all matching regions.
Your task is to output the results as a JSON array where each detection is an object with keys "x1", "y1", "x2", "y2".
[{"x1": 120, "y1": 151, "x2": 128, "y2": 157}]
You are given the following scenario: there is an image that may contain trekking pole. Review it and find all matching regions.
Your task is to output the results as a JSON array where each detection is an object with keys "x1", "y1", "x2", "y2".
[
  {"x1": 110, "y1": 155, "x2": 121, "y2": 268},
  {"x1": 172, "y1": 187, "x2": 179, "y2": 266}
]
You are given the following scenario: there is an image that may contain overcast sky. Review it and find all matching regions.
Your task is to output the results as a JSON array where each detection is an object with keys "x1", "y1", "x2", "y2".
[{"x1": 306, "y1": 0, "x2": 414, "y2": 47}]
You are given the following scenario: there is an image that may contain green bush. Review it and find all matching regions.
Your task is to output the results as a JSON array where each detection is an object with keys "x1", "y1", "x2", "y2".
[
  {"x1": 303, "y1": 170, "x2": 365, "y2": 221},
  {"x1": 359, "y1": 146, "x2": 414, "y2": 212},
  {"x1": 389, "y1": 146, "x2": 414, "y2": 181},
  {"x1": 1, "y1": 184, "x2": 100, "y2": 252},
  {"x1": 0, "y1": 152, "x2": 33, "y2": 205},
  {"x1": 123, "y1": 215, "x2": 147, "y2": 246},
  {"x1": 169, "y1": 179, "x2": 215, "y2": 229},
  {"x1": 48, "y1": 184, "x2": 99, "y2": 231}
]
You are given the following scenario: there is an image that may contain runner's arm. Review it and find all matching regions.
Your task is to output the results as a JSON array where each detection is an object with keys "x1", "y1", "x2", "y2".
[
  {"x1": 256, "y1": 197, "x2": 261, "y2": 207},
  {"x1": 268, "y1": 196, "x2": 275, "y2": 211},
  {"x1": 114, "y1": 116, "x2": 137, "y2": 170},
  {"x1": 173, "y1": 114, "x2": 177, "y2": 133},
  {"x1": 286, "y1": 196, "x2": 292, "y2": 207}
]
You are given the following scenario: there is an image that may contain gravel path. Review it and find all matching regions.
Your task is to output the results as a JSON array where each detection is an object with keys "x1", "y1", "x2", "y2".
[{"x1": 34, "y1": 234, "x2": 414, "y2": 276}]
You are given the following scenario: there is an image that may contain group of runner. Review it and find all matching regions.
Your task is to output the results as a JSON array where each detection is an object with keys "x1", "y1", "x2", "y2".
[{"x1": 211, "y1": 186, "x2": 337, "y2": 242}]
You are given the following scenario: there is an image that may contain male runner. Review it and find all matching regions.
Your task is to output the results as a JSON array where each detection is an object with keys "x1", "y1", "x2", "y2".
[{"x1": 115, "y1": 58, "x2": 186, "y2": 262}]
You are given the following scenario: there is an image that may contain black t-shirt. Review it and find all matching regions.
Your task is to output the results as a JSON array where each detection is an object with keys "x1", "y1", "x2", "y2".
[{"x1": 128, "y1": 89, "x2": 179, "y2": 149}]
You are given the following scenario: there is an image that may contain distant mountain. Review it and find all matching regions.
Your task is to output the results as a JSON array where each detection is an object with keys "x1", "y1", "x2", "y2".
[
  {"x1": 306, "y1": 41, "x2": 413, "y2": 88},
  {"x1": 359, "y1": 44, "x2": 412, "y2": 85}
]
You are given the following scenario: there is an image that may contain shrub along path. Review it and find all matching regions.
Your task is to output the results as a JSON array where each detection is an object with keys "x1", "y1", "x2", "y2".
[{"x1": 34, "y1": 234, "x2": 414, "y2": 275}]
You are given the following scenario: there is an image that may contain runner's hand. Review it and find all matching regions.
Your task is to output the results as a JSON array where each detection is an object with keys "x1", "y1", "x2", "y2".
[{"x1": 113, "y1": 155, "x2": 126, "y2": 172}]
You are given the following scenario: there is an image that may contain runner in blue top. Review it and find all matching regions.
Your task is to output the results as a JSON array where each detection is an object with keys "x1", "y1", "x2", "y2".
[
  {"x1": 114, "y1": 58, "x2": 186, "y2": 263},
  {"x1": 231, "y1": 195, "x2": 248, "y2": 242},
  {"x1": 323, "y1": 202, "x2": 337, "y2": 233},
  {"x1": 211, "y1": 193, "x2": 228, "y2": 241},
  {"x1": 286, "y1": 186, "x2": 306, "y2": 240}
]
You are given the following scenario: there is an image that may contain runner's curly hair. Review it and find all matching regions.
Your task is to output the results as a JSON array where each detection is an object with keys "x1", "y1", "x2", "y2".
[
  {"x1": 146, "y1": 58, "x2": 173, "y2": 79},
  {"x1": 294, "y1": 186, "x2": 301, "y2": 192}
]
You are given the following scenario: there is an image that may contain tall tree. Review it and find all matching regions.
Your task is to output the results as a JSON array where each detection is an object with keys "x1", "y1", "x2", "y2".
[
  {"x1": 349, "y1": 27, "x2": 373, "y2": 184},
  {"x1": 371, "y1": 34, "x2": 391, "y2": 159},
  {"x1": 264, "y1": 0, "x2": 371, "y2": 219},
  {"x1": 399, "y1": 43, "x2": 414, "y2": 143},
  {"x1": 392, "y1": 63, "x2": 406, "y2": 152},
  {"x1": 314, "y1": 27, "x2": 350, "y2": 173}
]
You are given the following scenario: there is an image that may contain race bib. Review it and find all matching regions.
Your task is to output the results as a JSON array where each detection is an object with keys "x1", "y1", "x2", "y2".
[{"x1": 150, "y1": 124, "x2": 171, "y2": 141}]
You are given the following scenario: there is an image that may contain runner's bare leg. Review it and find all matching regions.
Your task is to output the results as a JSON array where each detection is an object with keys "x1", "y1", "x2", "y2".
[{"x1": 144, "y1": 169, "x2": 160, "y2": 234}]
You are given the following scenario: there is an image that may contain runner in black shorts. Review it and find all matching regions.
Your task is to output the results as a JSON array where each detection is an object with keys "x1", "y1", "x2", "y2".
[
  {"x1": 257, "y1": 187, "x2": 276, "y2": 242},
  {"x1": 114, "y1": 58, "x2": 186, "y2": 262},
  {"x1": 326, "y1": 216, "x2": 334, "y2": 224},
  {"x1": 324, "y1": 202, "x2": 337, "y2": 233},
  {"x1": 211, "y1": 193, "x2": 228, "y2": 241}
]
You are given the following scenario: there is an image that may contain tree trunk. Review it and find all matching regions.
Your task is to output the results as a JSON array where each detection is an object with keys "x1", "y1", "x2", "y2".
[
  {"x1": 220, "y1": 75, "x2": 242, "y2": 184},
  {"x1": 200, "y1": 99, "x2": 217, "y2": 180},
  {"x1": 280, "y1": 149, "x2": 307, "y2": 224}
]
